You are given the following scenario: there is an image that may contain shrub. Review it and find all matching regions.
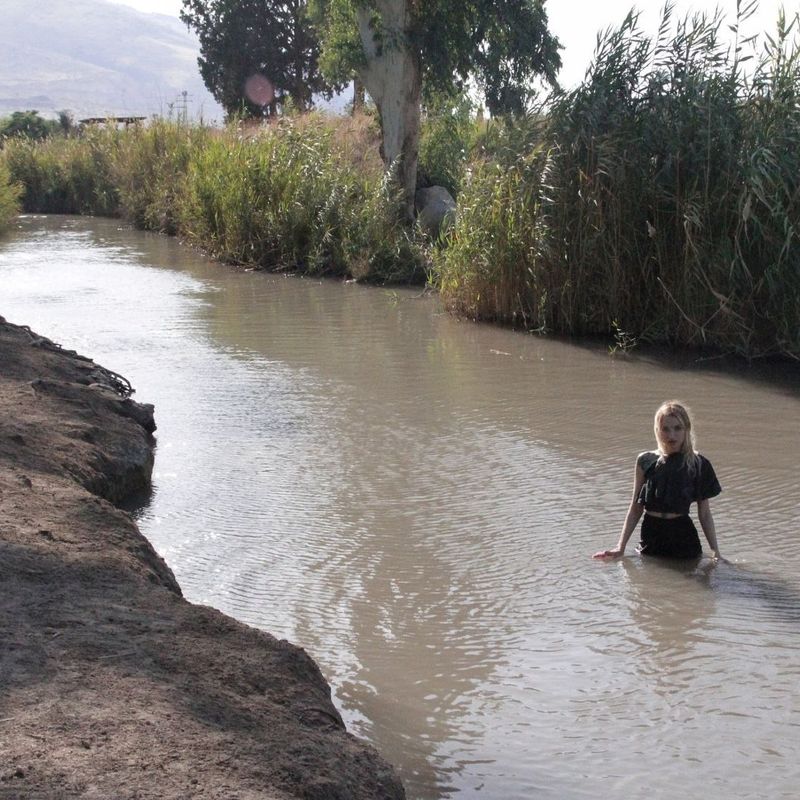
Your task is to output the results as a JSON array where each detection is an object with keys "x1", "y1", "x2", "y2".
[
  {"x1": 418, "y1": 95, "x2": 477, "y2": 197},
  {"x1": 0, "y1": 160, "x2": 22, "y2": 232}
]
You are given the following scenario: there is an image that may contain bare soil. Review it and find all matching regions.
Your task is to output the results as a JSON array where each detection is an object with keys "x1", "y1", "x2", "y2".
[{"x1": 0, "y1": 317, "x2": 405, "y2": 800}]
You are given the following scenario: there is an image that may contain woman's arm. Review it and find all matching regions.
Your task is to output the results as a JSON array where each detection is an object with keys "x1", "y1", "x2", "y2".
[
  {"x1": 593, "y1": 460, "x2": 646, "y2": 559},
  {"x1": 697, "y1": 498, "x2": 721, "y2": 560}
]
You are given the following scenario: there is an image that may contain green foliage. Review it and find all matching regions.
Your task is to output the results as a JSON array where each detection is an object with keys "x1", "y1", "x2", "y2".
[
  {"x1": 418, "y1": 93, "x2": 477, "y2": 196},
  {"x1": 0, "y1": 110, "x2": 59, "y2": 141},
  {"x1": 180, "y1": 0, "x2": 339, "y2": 118},
  {"x1": 111, "y1": 120, "x2": 207, "y2": 233},
  {"x1": 0, "y1": 128, "x2": 119, "y2": 215},
  {"x1": 308, "y1": 0, "x2": 364, "y2": 85},
  {"x1": 311, "y1": 0, "x2": 562, "y2": 114},
  {"x1": 436, "y1": 5, "x2": 800, "y2": 358},
  {"x1": 0, "y1": 161, "x2": 22, "y2": 233},
  {"x1": 180, "y1": 115, "x2": 425, "y2": 281},
  {"x1": 417, "y1": 0, "x2": 562, "y2": 114},
  {"x1": 57, "y1": 110, "x2": 77, "y2": 136}
]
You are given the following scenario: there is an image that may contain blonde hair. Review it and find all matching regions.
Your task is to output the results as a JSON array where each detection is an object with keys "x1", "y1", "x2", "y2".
[{"x1": 654, "y1": 400, "x2": 699, "y2": 475}]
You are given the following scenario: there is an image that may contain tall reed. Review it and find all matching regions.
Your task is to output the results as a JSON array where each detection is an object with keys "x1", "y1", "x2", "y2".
[
  {"x1": 1, "y1": 128, "x2": 119, "y2": 215},
  {"x1": 180, "y1": 115, "x2": 425, "y2": 281},
  {"x1": 438, "y1": 4, "x2": 800, "y2": 358},
  {"x1": 0, "y1": 160, "x2": 21, "y2": 232},
  {"x1": 112, "y1": 120, "x2": 209, "y2": 234}
]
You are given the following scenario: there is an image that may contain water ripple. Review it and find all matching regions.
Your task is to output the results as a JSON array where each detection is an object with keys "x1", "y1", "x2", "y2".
[{"x1": 2, "y1": 216, "x2": 800, "y2": 800}]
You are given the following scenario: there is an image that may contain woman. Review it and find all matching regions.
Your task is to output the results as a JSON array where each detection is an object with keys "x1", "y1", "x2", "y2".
[{"x1": 594, "y1": 400, "x2": 722, "y2": 560}]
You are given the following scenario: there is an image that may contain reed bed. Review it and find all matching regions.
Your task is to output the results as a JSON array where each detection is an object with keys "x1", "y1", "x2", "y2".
[
  {"x1": 112, "y1": 120, "x2": 209, "y2": 234},
  {"x1": 180, "y1": 117, "x2": 423, "y2": 280},
  {"x1": 0, "y1": 114, "x2": 425, "y2": 283},
  {"x1": 0, "y1": 161, "x2": 21, "y2": 232},
  {"x1": 437, "y1": 5, "x2": 800, "y2": 358},
  {"x1": 1, "y1": 128, "x2": 119, "y2": 216}
]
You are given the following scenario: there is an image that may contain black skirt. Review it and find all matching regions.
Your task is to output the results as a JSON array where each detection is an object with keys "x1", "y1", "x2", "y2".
[{"x1": 638, "y1": 514, "x2": 702, "y2": 559}]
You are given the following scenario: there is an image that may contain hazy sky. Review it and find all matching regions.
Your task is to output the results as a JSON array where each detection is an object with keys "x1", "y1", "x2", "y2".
[{"x1": 110, "y1": 0, "x2": 790, "y2": 89}]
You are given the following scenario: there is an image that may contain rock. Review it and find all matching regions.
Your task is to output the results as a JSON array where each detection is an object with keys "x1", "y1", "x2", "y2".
[{"x1": 415, "y1": 185, "x2": 456, "y2": 238}]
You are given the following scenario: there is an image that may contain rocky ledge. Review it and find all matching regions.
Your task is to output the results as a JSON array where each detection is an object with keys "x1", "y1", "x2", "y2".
[{"x1": 0, "y1": 316, "x2": 405, "y2": 800}]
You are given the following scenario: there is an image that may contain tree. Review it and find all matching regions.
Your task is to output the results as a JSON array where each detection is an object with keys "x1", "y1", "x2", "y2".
[
  {"x1": 181, "y1": 0, "x2": 339, "y2": 117},
  {"x1": 0, "y1": 110, "x2": 57, "y2": 141},
  {"x1": 309, "y1": 0, "x2": 561, "y2": 218},
  {"x1": 57, "y1": 110, "x2": 76, "y2": 136}
]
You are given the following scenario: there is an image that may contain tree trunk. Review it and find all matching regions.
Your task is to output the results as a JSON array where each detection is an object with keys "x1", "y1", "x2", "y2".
[
  {"x1": 352, "y1": 77, "x2": 366, "y2": 115},
  {"x1": 355, "y1": 0, "x2": 421, "y2": 221}
]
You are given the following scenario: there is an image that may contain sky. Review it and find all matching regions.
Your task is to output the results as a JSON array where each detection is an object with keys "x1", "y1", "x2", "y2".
[{"x1": 110, "y1": 0, "x2": 791, "y2": 90}]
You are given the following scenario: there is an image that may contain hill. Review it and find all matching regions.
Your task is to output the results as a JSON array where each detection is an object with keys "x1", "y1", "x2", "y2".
[{"x1": 0, "y1": 0, "x2": 223, "y2": 121}]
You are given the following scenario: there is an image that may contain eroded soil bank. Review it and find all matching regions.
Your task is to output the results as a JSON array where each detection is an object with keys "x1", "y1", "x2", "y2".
[{"x1": 0, "y1": 317, "x2": 405, "y2": 800}]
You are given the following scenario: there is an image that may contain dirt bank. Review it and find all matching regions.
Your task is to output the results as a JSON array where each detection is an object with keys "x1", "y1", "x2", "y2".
[{"x1": 0, "y1": 317, "x2": 405, "y2": 800}]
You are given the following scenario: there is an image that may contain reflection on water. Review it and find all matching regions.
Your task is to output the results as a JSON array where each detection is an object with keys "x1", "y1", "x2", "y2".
[{"x1": 2, "y1": 215, "x2": 800, "y2": 800}]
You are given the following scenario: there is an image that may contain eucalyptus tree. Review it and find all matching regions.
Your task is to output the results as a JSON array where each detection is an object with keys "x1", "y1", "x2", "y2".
[
  {"x1": 309, "y1": 0, "x2": 561, "y2": 217},
  {"x1": 181, "y1": 0, "x2": 337, "y2": 117}
]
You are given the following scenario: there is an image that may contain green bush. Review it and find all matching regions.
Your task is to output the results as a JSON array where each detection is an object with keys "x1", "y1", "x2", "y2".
[
  {"x1": 0, "y1": 110, "x2": 58, "y2": 141},
  {"x1": 418, "y1": 95, "x2": 477, "y2": 197}
]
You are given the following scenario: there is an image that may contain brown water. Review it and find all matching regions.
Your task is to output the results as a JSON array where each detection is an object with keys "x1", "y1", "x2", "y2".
[{"x1": 2, "y1": 215, "x2": 800, "y2": 800}]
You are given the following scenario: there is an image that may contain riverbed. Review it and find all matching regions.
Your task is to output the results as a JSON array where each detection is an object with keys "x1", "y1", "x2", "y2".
[{"x1": 2, "y1": 215, "x2": 799, "y2": 800}]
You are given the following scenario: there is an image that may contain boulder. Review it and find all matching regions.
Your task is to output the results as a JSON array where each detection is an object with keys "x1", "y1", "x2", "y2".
[{"x1": 415, "y1": 185, "x2": 456, "y2": 238}]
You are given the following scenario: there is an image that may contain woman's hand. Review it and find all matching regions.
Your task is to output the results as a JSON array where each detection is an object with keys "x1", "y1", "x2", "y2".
[{"x1": 593, "y1": 548, "x2": 624, "y2": 559}]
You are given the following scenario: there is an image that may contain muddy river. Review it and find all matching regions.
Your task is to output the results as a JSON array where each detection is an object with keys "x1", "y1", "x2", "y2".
[{"x1": 2, "y1": 215, "x2": 799, "y2": 799}]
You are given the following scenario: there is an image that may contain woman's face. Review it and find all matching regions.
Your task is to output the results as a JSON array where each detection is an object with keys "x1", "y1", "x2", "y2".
[{"x1": 656, "y1": 414, "x2": 686, "y2": 454}]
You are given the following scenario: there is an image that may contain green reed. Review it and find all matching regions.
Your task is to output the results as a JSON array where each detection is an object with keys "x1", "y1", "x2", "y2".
[
  {"x1": 0, "y1": 114, "x2": 425, "y2": 283},
  {"x1": 437, "y1": 4, "x2": 800, "y2": 358},
  {"x1": 0, "y1": 160, "x2": 21, "y2": 232},
  {"x1": 1, "y1": 128, "x2": 119, "y2": 215},
  {"x1": 179, "y1": 116, "x2": 425, "y2": 281},
  {"x1": 112, "y1": 120, "x2": 209, "y2": 234}
]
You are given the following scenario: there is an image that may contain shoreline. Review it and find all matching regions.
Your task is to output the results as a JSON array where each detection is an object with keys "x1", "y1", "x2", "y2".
[{"x1": 0, "y1": 316, "x2": 405, "y2": 799}]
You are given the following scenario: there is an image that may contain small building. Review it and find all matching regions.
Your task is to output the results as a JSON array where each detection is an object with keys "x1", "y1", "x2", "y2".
[{"x1": 78, "y1": 116, "x2": 146, "y2": 128}]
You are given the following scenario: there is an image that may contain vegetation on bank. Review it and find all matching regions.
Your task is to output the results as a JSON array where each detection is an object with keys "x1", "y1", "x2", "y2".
[
  {"x1": 1, "y1": 7, "x2": 798, "y2": 357},
  {"x1": 1, "y1": 127, "x2": 119, "y2": 216},
  {"x1": 0, "y1": 115, "x2": 427, "y2": 282},
  {"x1": 436, "y1": 7, "x2": 800, "y2": 358},
  {"x1": 0, "y1": 161, "x2": 21, "y2": 232}
]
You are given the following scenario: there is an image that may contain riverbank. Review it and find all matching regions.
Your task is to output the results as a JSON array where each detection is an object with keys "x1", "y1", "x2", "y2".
[
  {"x1": 5, "y1": 4, "x2": 800, "y2": 358},
  {"x1": 0, "y1": 316, "x2": 405, "y2": 800}
]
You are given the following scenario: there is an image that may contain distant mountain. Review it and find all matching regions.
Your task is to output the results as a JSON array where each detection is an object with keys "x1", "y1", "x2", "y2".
[{"x1": 0, "y1": 0, "x2": 224, "y2": 121}]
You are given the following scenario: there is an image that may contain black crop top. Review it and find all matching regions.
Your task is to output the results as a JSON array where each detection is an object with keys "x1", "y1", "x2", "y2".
[{"x1": 637, "y1": 451, "x2": 721, "y2": 515}]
